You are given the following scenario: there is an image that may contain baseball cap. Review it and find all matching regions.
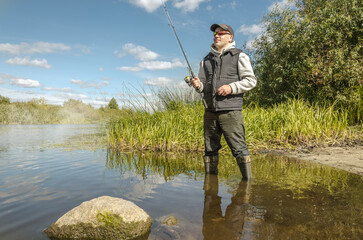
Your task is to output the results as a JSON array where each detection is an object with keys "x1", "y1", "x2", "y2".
[{"x1": 210, "y1": 23, "x2": 234, "y2": 36}]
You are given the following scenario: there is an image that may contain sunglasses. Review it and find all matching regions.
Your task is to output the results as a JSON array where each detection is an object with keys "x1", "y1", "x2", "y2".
[{"x1": 213, "y1": 30, "x2": 230, "y2": 36}]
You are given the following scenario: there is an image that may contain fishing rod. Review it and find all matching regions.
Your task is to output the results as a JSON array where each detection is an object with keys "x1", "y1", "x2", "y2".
[{"x1": 160, "y1": 0, "x2": 196, "y2": 86}]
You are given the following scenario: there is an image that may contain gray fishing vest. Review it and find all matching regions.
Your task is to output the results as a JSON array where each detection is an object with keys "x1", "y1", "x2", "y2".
[{"x1": 202, "y1": 48, "x2": 244, "y2": 112}]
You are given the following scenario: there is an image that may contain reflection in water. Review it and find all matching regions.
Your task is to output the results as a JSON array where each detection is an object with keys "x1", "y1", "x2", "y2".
[
  {"x1": 106, "y1": 150, "x2": 363, "y2": 239},
  {"x1": 203, "y1": 175, "x2": 257, "y2": 240},
  {"x1": 106, "y1": 150, "x2": 205, "y2": 180},
  {"x1": 1, "y1": 125, "x2": 363, "y2": 239}
]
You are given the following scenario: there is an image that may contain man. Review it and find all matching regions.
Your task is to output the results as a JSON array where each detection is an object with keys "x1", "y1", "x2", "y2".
[{"x1": 191, "y1": 23, "x2": 257, "y2": 180}]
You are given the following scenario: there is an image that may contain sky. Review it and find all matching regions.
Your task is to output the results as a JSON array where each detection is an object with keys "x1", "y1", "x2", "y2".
[{"x1": 0, "y1": 0, "x2": 290, "y2": 108}]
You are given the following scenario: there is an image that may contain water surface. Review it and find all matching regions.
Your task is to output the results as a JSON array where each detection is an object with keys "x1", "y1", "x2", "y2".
[{"x1": 0, "y1": 125, "x2": 362, "y2": 239}]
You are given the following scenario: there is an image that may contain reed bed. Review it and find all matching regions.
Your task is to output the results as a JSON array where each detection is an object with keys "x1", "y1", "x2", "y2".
[
  {"x1": 107, "y1": 89, "x2": 362, "y2": 153},
  {"x1": 244, "y1": 99, "x2": 359, "y2": 149},
  {"x1": 107, "y1": 100, "x2": 205, "y2": 152}
]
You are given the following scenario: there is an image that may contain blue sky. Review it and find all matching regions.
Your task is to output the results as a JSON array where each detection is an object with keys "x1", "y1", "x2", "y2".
[{"x1": 0, "y1": 0, "x2": 290, "y2": 108}]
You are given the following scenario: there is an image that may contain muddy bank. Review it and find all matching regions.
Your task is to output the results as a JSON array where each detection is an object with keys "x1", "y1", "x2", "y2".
[{"x1": 263, "y1": 145, "x2": 363, "y2": 176}]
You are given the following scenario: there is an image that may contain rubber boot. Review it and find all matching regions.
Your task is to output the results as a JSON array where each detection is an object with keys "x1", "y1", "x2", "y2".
[
  {"x1": 236, "y1": 155, "x2": 253, "y2": 180},
  {"x1": 204, "y1": 155, "x2": 219, "y2": 174}
]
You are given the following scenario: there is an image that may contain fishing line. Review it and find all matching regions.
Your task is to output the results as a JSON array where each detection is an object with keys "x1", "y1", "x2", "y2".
[{"x1": 160, "y1": 0, "x2": 195, "y2": 79}]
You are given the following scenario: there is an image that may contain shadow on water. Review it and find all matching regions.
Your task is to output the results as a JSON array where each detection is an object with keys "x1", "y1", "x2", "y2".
[{"x1": 107, "y1": 150, "x2": 363, "y2": 240}]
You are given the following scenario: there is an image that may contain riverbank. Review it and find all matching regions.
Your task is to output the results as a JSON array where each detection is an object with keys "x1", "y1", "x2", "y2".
[{"x1": 263, "y1": 145, "x2": 363, "y2": 176}]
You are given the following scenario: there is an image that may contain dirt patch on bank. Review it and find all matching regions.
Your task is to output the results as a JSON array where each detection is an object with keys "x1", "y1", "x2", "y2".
[{"x1": 264, "y1": 145, "x2": 363, "y2": 176}]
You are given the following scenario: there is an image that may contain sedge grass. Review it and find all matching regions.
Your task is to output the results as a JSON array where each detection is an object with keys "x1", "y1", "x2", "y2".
[
  {"x1": 244, "y1": 99, "x2": 359, "y2": 150},
  {"x1": 107, "y1": 100, "x2": 205, "y2": 152},
  {"x1": 107, "y1": 89, "x2": 362, "y2": 153}
]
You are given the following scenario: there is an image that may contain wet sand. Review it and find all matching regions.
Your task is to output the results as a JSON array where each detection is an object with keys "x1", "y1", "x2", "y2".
[{"x1": 273, "y1": 145, "x2": 363, "y2": 176}]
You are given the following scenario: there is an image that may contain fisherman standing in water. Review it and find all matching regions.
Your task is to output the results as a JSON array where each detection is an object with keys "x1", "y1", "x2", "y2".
[{"x1": 191, "y1": 24, "x2": 257, "y2": 180}]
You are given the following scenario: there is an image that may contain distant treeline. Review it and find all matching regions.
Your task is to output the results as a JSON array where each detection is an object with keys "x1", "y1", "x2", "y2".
[{"x1": 0, "y1": 96, "x2": 123, "y2": 124}]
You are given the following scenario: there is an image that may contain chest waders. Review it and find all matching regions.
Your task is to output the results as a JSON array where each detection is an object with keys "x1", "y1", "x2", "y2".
[{"x1": 202, "y1": 50, "x2": 253, "y2": 180}]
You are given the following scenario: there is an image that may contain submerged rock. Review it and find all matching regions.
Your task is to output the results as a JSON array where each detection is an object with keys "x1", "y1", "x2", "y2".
[
  {"x1": 152, "y1": 215, "x2": 181, "y2": 239},
  {"x1": 161, "y1": 214, "x2": 178, "y2": 226},
  {"x1": 44, "y1": 196, "x2": 152, "y2": 239}
]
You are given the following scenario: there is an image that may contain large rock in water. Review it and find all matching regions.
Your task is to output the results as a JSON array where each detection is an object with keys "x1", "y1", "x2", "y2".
[{"x1": 44, "y1": 196, "x2": 152, "y2": 239}]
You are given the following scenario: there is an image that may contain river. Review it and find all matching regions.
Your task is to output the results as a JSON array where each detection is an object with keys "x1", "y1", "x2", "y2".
[{"x1": 0, "y1": 124, "x2": 362, "y2": 239}]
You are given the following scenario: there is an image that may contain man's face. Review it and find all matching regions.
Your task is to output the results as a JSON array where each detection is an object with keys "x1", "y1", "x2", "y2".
[{"x1": 213, "y1": 27, "x2": 233, "y2": 51}]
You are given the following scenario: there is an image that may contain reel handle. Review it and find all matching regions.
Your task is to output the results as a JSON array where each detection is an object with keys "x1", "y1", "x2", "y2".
[{"x1": 184, "y1": 76, "x2": 200, "y2": 91}]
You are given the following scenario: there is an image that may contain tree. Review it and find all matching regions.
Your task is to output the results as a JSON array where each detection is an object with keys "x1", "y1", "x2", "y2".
[
  {"x1": 0, "y1": 95, "x2": 10, "y2": 104},
  {"x1": 108, "y1": 97, "x2": 119, "y2": 110},
  {"x1": 246, "y1": 0, "x2": 361, "y2": 110}
]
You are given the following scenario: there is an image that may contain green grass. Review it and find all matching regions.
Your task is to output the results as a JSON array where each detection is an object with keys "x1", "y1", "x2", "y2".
[
  {"x1": 244, "y1": 99, "x2": 359, "y2": 150},
  {"x1": 107, "y1": 89, "x2": 362, "y2": 153},
  {"x1": 106, "y1": 100, "x2": 204, "y2": 152}
]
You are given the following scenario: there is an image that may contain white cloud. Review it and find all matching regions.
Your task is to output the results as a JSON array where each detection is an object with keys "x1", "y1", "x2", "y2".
[
  {"x1": 237, "y1": 23, "x2": 266, "y2": 50},
  {"x1": 116, "y1": 66, "x2": 143, "y2": 72},
  {"x1": 128, "y1": 0, "x2": 163, "y2": 13},
  {"x1": 144, "y1": 77, "x2": 174, "y2": 86},
  {"x1": 117, "y1": 58, "x2": 184, "y2": 72},
  {"x1": 117, "y1": 43, "x2": 159, "y2": 61},
  {"x1": 0, "y1": 42, "x2": 70, "y2": 55},
  {"x1": 238, "y1": 24, "x2": 265, "y2": 35},
  {"x1": 1, "y1": 73, "x2": 41, "y2": 88},
  {"x1": 55, "y1": 92, "x2": 90, "y2": 100},
  {"x1": 42, "y1": 87, "x2": 74, "y2": 93},
  {"x1": 98, "y1": 67, "x2": 104, "y2": 72},
  {"x1": 88, "y1": 100, "x2": 109, "y2": 108},
  {"x1": 5, "y1": 57, "x2": 52, "y2": 69},
  {"x1": 10, "y1": 78, "x2": 41, "y2": 88},
  {"x1": 127, "y1": 0, "x2": 206, "y2": 13},
  {"x1": 268, "y1": 0, "x2": 294, "y2": 11},
  {"x1": 173, "y1": 0, "x2": 208, "y2": 13},
  {"x1": 116, "y1": 43, "x2": 184, "y2": 72},
  {"x1": 139, "y1": 59, "x2": 184, "y2": 70},
  {"x1": 71, "y1": 79, "x2": 83, "y2": 85},
  {"x1": 70, "y1": 79, "x2": 110, "y2": 89},
  {"x1": 215, "y1": 1, "x2": 237, "y2": 10}
]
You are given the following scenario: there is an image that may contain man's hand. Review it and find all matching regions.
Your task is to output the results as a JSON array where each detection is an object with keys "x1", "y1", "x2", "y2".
[
  {"x1": 191, "y1": 77, "x2": 201, "y2": 89},
  {"x1": 217, "y1": 85, "x2": 232, "y2": 96}
]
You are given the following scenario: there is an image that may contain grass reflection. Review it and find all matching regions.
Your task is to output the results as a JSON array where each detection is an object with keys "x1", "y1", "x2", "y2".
[
  {"x1": 106, "y1": 150, "x2": 205, "y2": 181},
  {"x1": 106, "y1": 150, "x2": 363, "y2": 197}
]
